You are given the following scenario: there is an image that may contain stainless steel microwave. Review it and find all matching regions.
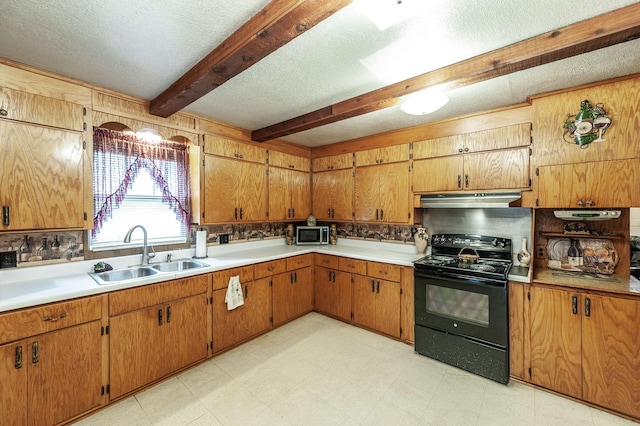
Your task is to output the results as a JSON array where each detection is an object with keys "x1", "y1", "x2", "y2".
[{"x1": 296, "y1": 226, "x2": 329, "y2": 245}]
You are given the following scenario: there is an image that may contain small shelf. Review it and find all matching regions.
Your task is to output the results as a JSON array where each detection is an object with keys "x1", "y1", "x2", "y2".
[{"x1": 541, "y1": 232, "x2": 624, "y2": 240}]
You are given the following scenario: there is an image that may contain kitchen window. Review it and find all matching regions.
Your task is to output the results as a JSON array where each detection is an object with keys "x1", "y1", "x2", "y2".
[{"x1": 91, "y1": 127, "x2": 191, "y2": 251}]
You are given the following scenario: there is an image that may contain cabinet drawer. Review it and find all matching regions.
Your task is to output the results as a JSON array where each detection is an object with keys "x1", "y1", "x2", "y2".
[
  {"x1": 212, "y1": 266, "x2": 254, "y2": 290},
  {"x1": 338, "y1": 257, "x2": 367, "y2": 275},
  {"x1": 0, "y1": 295, "x2": 103, "y2": 344},
  {"x1": 315, "y1": 254, "x2": 339, "y2": 270},
  {"x1": 287, "y1": 254, "x2": 313, "y2": 271},
  {"x1": 109, "y1": 275, "x2": 208, "y2": 316},
  {"x1": 254, "y1": 259, "x2": 287, "y2": 279},
  {"x1": 367, "y1": 261, "x2": 401, "y2": 282}
]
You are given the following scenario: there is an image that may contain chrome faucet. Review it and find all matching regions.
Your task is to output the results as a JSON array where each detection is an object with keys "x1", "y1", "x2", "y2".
[{"x1": 123, "y1": 225, "x2": 155, "y2": 265}]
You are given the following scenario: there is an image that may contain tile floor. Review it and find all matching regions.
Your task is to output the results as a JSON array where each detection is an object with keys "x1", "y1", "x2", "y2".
[{"x1": 76, "y1": 313, "x2": 635, "y2": 426}]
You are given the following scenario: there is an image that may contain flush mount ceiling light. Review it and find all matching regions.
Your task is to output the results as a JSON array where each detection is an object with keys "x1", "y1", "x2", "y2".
[
  {"x1": 401, "y1": 91, "x2": 449, "y2": 115},
  {"x1": 354, "y1": 0, "x2": 446, "y2": 30}
]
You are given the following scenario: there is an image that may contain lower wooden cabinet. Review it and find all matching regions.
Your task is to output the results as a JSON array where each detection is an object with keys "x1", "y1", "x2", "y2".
[
  {"x1": 0, "y1": 322, "x2": 103, "y2": 426},
  {"x1": 528, "y1": 284, "x2": 640, "y2": 419},
  {"x1": 352, "y1": 275, "x2": 401, "y2": 338},
  {"x1": 213, "y1": 277, "x2": 271, "y2": 353},
  {"x1": 314, "y1": 265, "x2": 351, "y2": 322},
  {"x1": 273, "y1": 255, "x2": 314, "y2": 327},
  {"x1": 108, "y1": 276, "x2": 208, "y2": 400}
]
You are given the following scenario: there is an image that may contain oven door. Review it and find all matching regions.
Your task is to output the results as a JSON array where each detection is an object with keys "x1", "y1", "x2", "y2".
[{"x1": 414, "y1": 269, "x2": 507, "y2": 347}]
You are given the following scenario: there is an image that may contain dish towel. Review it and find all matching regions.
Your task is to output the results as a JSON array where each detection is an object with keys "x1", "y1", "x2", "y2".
[{"x1": 225, "y1": 275, "x2": 244, "y2": 310}]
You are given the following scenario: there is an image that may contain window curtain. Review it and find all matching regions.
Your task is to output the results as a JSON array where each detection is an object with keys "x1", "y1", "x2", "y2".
[{"x1": 92, "y1": 127, "x2": 191, "y2": 236}]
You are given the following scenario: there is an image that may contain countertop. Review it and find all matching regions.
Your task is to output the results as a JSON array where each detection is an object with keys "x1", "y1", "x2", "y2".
[
  {"x1": 0, "y1": 238, "x2": 424, "y2": 313},
  {"x1": 533, "y1": 268, "x2": 640, "y2": 296}
]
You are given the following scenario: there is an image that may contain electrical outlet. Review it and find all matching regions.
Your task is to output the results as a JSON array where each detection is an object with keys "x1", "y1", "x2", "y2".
[{"x1": 536, "y1": 246, "x2": 545, "y2": 259}]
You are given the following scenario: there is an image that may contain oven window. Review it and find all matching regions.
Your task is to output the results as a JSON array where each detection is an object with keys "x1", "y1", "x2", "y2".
[{"x1": 427, "y1": 286, "x2": 489, "y2": 327}]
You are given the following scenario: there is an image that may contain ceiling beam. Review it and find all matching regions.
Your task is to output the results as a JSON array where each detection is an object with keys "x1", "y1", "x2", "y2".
[
  {"x1": 149, "y1": 0, "x2": 352, "y2": 118},
  {"x1": 251, "y1": 3, "x2": 640, "y2": 142}
]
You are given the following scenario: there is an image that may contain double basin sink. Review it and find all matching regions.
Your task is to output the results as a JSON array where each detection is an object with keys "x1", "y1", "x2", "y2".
[{"x1": 89, "y1": 259, "x2": 209, "y2": 285}]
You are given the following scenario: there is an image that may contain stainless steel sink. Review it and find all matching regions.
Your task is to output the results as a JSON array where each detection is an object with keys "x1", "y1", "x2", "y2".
[
  {"x1": 151, "y1": 259, "x2": 207, "y2": 272},
  {"x1": 90, "y1": 266, "x2": 159, "y2": 285}
]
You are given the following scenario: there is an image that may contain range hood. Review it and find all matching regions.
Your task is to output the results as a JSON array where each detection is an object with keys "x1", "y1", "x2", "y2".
[{"x1": 420, "y1": 192, "x2": 522, "y2": 208}]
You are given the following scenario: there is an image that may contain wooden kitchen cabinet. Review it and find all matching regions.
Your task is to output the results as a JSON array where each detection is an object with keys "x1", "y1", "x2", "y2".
[
  {"x1": 213, "y1": 276, "x2": 271, "y2": 353},
  {"x1": 355, "y1": 144, "x2": 409, "y2": 167},
  {"x1": 0, "y1": 120, "x2": 85, "y2": 231},
  {"x1": 272, "y1": 255, "x2": 314, "y2": 327},
  {"x1": 355, "y1": 162, "x2": 409, "y2": 223},
  {"x1": 269, "y1": 150, "x2": 310, "y2": 171},
  {"x1": 412, "y1": 123, "x2": 531, "y2": 159},
  {"x1": 312, "y1": 153, "x2": 352, "y2": 171},
  {"x1": 508, "y1": 282, "x2": 526, "y2": 380},
  {"x1": 312, "y1": 168, "x2": 353, "y2": 221},
  {"x1": 314, "y1": 254, "x2": 351, "y2": 322},
  {"x1": 528, "y1": 284, "x2": 640, "y2": 418},
  {"x1": 269, "y1": 166, "x2": 310, "y2": 221},
  {"x1": 352, "y1": 274, "x2": 401, "y2": 338},
  {"x1": 534, "y1": 159, "x2": 639, "y2": 208},
  {"x1": 0, "y1": 295, "x2": 104, "y2": 426},
  {"x1": 413, "y1": 147, "x2": 530, "y2": 193},
  {"x1": 203, "y1": 134, "x2": 266, "y2": 163},
  {"x1": 203, "y1": 155, "x2": 268, "y2": 223},
  {"x1": 108, "y1": 275, "x2": 208, "y2": 399}
]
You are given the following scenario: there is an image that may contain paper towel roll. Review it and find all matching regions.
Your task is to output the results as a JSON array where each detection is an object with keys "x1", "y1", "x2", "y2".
[{"x1": 195, "y1": 230, "x2": 207, "y2": 258}]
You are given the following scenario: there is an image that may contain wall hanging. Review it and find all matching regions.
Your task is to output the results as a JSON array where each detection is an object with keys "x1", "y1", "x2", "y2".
[{"x1": 563, "y1": 99, "x2": 611, "y2": 148}]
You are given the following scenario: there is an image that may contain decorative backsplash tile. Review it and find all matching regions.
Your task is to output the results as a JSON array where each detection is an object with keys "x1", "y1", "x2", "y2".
[{"x1": 0, "y1": 231, "x2": 84, "y2": 268}]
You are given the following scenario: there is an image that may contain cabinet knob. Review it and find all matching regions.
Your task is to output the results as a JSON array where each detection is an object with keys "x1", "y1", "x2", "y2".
[
  {"x1": 464, "y1": 147, "x2": 469, "y2": 153},
  {"x1": 458, "y1": 148, "x2": 463, "y2": 153},
  {"x1": 0, "y1": 108, "x2": 7, "y2": 116},
  {"x1": 586, "y1": 200, "x2": 595, "y2": 206},
  {"x1": 577, "y1": 200, "x2": 585, "y2": 207}
]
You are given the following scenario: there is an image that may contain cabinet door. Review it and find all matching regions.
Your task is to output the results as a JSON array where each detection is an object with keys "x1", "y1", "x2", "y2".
[
  {"x1": 312, "y1": 153, "x2": 352, "y2": 171},
  {"x1": 509, "y1": 282, "x2": 526, "y2": 380},
  {"x1": 412, "y1": 134, "x2": 464, "y2": 159},
  {"x1": 238, "y1": 160, "x2": 267, "y2": 221},
  {"x1": 164, "y1": 295, "x2": 208, "y2": 375},
  {"x1": 314, "y1": 266, "x2": 334, "y2": 316},
  {"x1": 109, "y1": 306, "x2": 165, "y2": 399},
  {"x1": 355, "y1": 144, "x2": 409, "y2": 166},
  {"x1": 289, "y1": 169, "x2": 310, "y2": 220},
  {"x1": 294, "y1": 267, "x2": 314, "y2": 316},
  {"x1": 354, "y1": 166, "x2": 379, "y2": 222},
  {"x1": 587, "y1": 159, "x2": 639, "y2": 208},
  {"x1": 582, "y1": 294, "x2": 640, "y2": 418},
  {"x1": 204, "y1": 156, "x2": 243, "y2": 223},
  {"x1": 28, "y1": 321, "x2": 102, "y2": 426},
  {"x1": 0, "y1": 120, "x2": 84, "y2": 230},
  {"x1": 0, "y1": 340, "x2": 27, "y2": 426},
  {"x1": 377, "y1": 162, "x2": 409, "y2": 223},
  {"x1": 464, "y1": 148, "x2": 530, "y2": 190},
  {"x1": 203, "y1": 135, "x2": 266, "y2": 163},
  {"x1": 0, "y1": 87, "x2": 85, "y2": 131},
  {"x1": 375, "y1": 279, "x2": 401, "y2": 338},
  {"x1": 312, "y1": 169, "x2": 353, "y2": 221},
  {"x1": 464, "y1": 123, "x2": 531, "y2": 153},
  {"x1": 272, "y1": 272, "x2": 297, "y2": 327},
  {"x1": 529, "y1": 286, "x2": 582, "y2": 399},
  {"x1": 269, "y1": 151, "x2": 310, "y2": 171},
  {"x1": 412, "y1": 156, "x2": 463, "y2": 192},
  {"x1": 212, "y1": 288, "x2": 241, "y2": 353},
  {"x1": 535, "y1": 163, "x2": 587, "y2": 208},
  {"x1": 352, "y1": 275, "x2": 377, "y2": 331},
  {"x1": 242, "y1": 277, "x2": 272, "y2": 339},
  {"x1": 268, "y1": 166, "x2": 289, "y2": 221}
]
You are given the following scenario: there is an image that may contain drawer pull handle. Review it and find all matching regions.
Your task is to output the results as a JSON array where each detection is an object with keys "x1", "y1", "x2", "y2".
[
  {"x1": 166, "y1": 306, "x2": 172, "y2": 323},
  {"x1": 42, "y1": 312, "x2": 68, "y2": 322},
  {"x1": 32, "y1": 342, "x2": 39, "y2": 364},
  {"x1": 15, "y1": 346, "x2": 22, "y2": 369},
  {"x1": 2, "y1": 205, "x2": 9, "y2": 226}
]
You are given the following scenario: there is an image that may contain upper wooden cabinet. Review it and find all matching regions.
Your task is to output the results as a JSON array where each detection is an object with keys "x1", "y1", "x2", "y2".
[
  {"x1": 0, "y1": 120, "x2": 85, "y2": 231},
  {"x1": 202, "y1": 134, "x2": 266, "y2": 164},
  {"x1": 269, "y1": 150, "x2": 310, "y2": 172},
  {"x1": 534, "y1": 159, "x2": 639, "y2": 208},
  {"x1": 312, "y1": 153, "x2": 353, "y2": 171},
  {"x1": 413, "y1": 123, "x2": 531, "y2": 159},
  {"x1": 355, "y1": 144, "x2": 409, "y2": 167},
  {"x1": 532, "y1": 77, "x2": 640, "y2": 167},
  {"x1": 203, "y1": 155, "x2": 267, "y2": 223},
  {"x1": 0, "y1": 86, "x2": 85, "y2": 131},
  {"x1": 269, "y1": 166, "x2": 310, "y2": 221},
  {"x1": 413, "y1": 147, "x2": 530, "y2": 193},
  {"x1": 355, "y1": 162, "x2": 410, "y2": 223},
  {"x1": 312, "y1": 168, "x2": 353, "y2": 221}
]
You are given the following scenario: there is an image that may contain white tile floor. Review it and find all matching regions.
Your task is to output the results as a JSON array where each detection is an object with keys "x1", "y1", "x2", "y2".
[{"x1": 76, "y1": 313, "x2": 636, "y2": 426}]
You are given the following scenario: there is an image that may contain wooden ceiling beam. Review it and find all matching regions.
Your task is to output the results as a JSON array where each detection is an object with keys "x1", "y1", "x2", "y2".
[
  {"x1": 252, "y1": 3, "x2": 640, "y2": 142},
  {"x1": 149, "y1": 0, "x2": 352, "y2": 118}
]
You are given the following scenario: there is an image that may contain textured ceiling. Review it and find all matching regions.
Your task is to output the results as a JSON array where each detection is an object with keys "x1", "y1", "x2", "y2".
[{"x1": 1, "y1": 0, "x2": 638, "y2": 147}]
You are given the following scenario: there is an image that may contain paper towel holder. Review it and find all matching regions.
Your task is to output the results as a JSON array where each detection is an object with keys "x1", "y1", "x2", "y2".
[{"x1": 193, "y1": 228, "x2": 208, "y2": 259}]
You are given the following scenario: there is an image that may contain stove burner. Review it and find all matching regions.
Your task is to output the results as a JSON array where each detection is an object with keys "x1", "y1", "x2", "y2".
[{"x1": 468, "y1": 264, "x2": 496, "y2": 272}]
